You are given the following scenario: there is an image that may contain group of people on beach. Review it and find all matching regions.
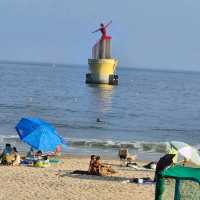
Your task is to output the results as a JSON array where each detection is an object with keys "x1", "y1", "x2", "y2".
[
  {"x1": 0, "y1": 143, "x2": 179, "y2": 182},
  {"x1": 0, "y1": 143, "x2": 53, "y2": 167},
  {"x1": 0, "y1": 142, "x2": 63, "y2": 168},
  {"x1": 88, "y1": 155, "x2": 115, "y2": 176}
]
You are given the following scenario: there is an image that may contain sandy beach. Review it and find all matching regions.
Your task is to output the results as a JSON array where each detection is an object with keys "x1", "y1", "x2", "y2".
[{"x1": 0, "y1": 155, "x2": 155, "y2": 200}]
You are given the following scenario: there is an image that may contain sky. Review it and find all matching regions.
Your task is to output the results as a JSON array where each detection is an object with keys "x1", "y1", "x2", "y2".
[{"x1": 0, "y1": 0, "x2": 200, "y2": 71}]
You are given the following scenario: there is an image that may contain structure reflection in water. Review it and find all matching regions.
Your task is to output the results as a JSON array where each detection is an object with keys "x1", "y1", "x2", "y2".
[{"x1": 86, "y1": 84, "x2": 115, "y2": 113}]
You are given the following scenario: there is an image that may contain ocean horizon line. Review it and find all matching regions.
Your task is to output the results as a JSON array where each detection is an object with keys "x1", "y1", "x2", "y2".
[{"x1": 0, "y1": 59, "x2": 200, "y2": 74}]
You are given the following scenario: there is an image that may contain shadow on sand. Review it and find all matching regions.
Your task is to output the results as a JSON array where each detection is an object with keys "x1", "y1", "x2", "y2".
[{"x1": 58, "y1": 170, "x2": 130, "y2": 182}]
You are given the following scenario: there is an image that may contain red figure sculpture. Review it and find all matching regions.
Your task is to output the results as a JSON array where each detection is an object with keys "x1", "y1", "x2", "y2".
[{"x1": 92, "y1": 21, "x2": 112, "y2": 40}]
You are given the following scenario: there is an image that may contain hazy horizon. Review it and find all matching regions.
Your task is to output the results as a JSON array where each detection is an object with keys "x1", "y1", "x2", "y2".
[{"x1": 0, "y1": 1, "x2": 200, "y2": 71}]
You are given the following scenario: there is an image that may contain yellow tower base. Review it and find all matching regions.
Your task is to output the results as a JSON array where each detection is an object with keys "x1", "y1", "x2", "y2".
[{"x1": 86, "y1": 59, "x2": 118, "y2": 85}]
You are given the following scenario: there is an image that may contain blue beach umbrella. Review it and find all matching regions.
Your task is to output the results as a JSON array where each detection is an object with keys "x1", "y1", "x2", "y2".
[{"x1": 16, "y1": 117, "x2": 67, "y2": 152}]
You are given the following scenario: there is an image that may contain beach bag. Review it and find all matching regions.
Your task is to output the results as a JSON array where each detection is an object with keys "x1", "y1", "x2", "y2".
[{"x1": 33, "y1": 160, "x2": 50, "y2": 168}]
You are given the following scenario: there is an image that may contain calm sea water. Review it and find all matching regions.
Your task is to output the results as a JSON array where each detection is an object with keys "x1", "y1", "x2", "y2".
[{"x1": 0, "y1": 62, "x2": 200, "y2": 159}]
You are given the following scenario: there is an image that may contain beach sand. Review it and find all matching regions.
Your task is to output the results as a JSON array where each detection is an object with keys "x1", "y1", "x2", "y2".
[{"x1": 0, "y1": 155, "x2": 155, "y2": 200}]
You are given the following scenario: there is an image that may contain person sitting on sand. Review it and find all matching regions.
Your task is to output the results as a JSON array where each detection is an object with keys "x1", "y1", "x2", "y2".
[
  {"x1": 0, "y1": 143, "x2": 12, "y2": 157},
  {"x1": 93, "y1": 156, "x2": 102, "y2": 175},
  {"x1": 92, "y1": 156, "x2": 116, "y2": 176},
  {"x1": 55, "y1": 145, "x2": 62, "y2": 156},
  {"x1": 43, "y1": 145, "x2": 62, "y2": 158},
  {"x1": 26, "y1": 147, "x2": 35, "y2": 158},
  {"x1": 35, "y1": 150, "x2": 43, "y2": 159},
  {"x1": 72, "y1": 155, "x2": 116, "y2": 176},
  {"x1": 88, "y1": 155, "x2": 96, "y2": 174},
  {"x1": 0, "y1": 143, "x2": 13, "y2": 164},
  {"x1": 42, "y1": 155, "x2": 49, "y2": 164},
  {"x1": 88, "y1": 155, "x2": 102, "y2": 175},
  {"x1": 1, "y1": 147, "x2": 20, "y2": 166},
  {"x1": 11, "y1": 147, "x2": 21, "y2": 166}
]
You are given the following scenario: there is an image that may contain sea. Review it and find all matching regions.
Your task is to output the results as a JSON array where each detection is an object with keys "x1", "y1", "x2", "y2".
[{"x1": 1, "y1": 62, "x2": 200, "y2": 160}]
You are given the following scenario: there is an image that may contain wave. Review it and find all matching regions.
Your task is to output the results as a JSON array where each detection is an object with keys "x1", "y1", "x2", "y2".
[
  {"x1": 0, "y1": 135, "x2": 169, "y2": 153},
  {"x1": 1, "y1": 135, "x2": 199, "y2": 154},
  {"x1": 67, "y1": 138, "x2": 169, "y2": 153}
]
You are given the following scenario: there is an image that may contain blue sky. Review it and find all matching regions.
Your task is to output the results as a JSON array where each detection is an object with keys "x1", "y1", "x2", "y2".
[{"x1": 0, "y1": 0, "x2": 200, "y2": 70}]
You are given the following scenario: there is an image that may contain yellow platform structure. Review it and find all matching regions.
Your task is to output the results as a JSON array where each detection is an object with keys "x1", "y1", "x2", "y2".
[
  {"x1": 86, "y1": 33, "x2": 118, "y2": 85},
  {"x1": 86, "y1": 59, "x2": 118, "y2": 84}
]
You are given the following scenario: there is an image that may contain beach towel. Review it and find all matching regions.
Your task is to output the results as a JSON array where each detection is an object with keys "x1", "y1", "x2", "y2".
[
  {"x1": 21, "y1": 159, "x2": 33, "y2": 165},
  {"x1": 49, "y1": 157, "x2": 61, "y2": 163}
]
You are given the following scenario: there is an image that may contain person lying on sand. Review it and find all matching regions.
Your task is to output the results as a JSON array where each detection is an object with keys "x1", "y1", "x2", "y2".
[{"x1": 26, "y1": 147, "x2": 35, "y2": 158}]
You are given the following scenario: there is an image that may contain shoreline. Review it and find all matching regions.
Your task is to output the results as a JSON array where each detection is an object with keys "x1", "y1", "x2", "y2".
[
  {"x1": 60, "y1": 153, "x2": 153, "y2": 164},
  {"x1": 18, "y1": 149, "x2": 161, "y2": 163}
]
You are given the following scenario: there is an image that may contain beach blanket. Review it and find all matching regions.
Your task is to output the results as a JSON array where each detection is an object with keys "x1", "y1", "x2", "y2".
[{"x1": 21, "y1": 157, "x2": 39, "y2": 165}]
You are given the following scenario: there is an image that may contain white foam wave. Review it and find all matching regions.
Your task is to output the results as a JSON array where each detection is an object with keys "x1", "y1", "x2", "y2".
[
  {"x1": 66, "y1": 138, "x2": 169, "y2": 153},
  {"x1": 0, "y1": 135, "x2": 198, "y2": 154}
]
